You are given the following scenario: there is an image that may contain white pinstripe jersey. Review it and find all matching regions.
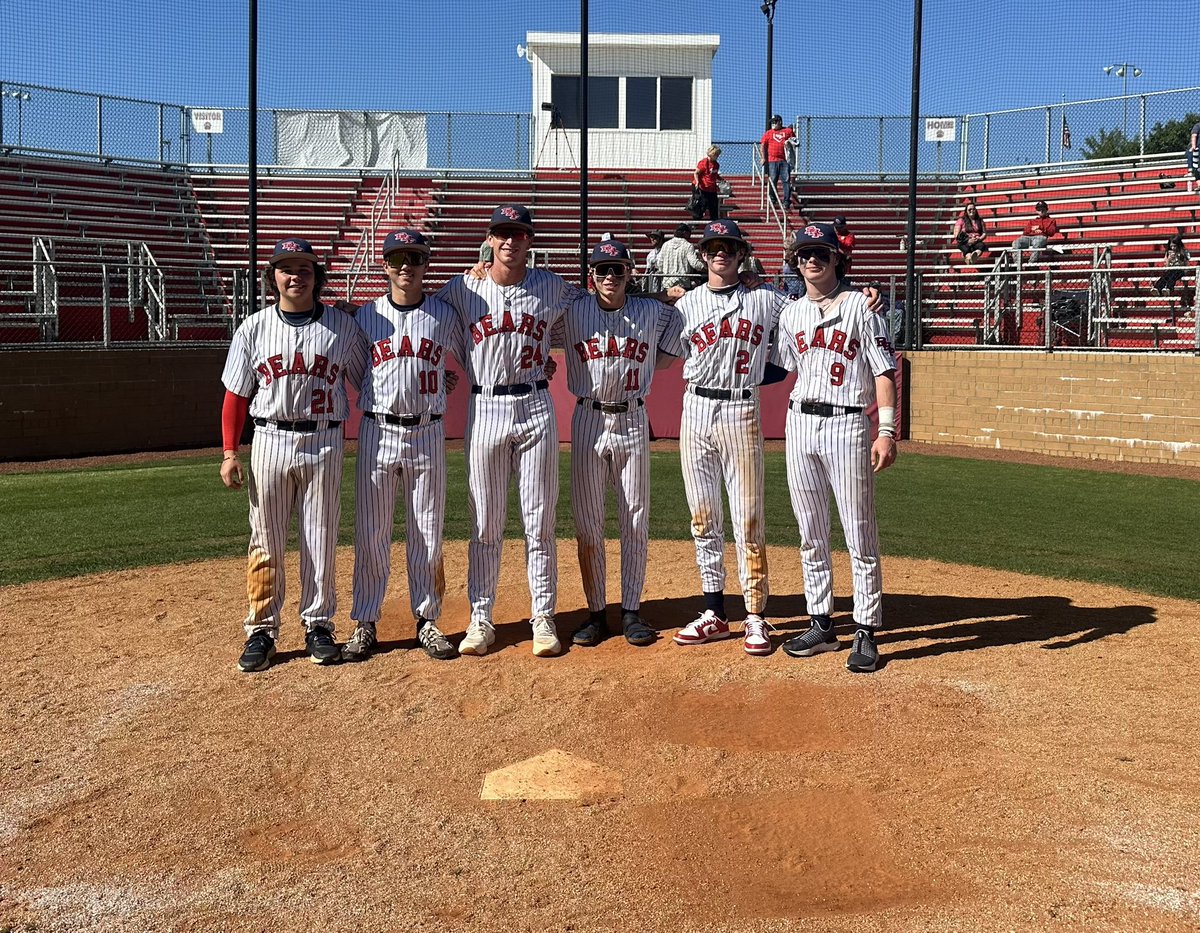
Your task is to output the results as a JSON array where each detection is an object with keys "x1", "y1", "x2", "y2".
[
  {"x1": 675, "y1": 283, "x2": 788, "y2": 389},
  {"x1": 771, "y1": 289, "x2": 897, "y2": 407},
  {"x1": 354, "y1": 293, "x2": 464, "y2": 417},
  {"x1": 222, "y1": 303, "x2": 369, "y2": 421},
  {"x1": 436, "y1": 268, "x2": 578, "y2": 385},
  {"x1": 553, "y1": 295, "x2": 684, "y2": 401}
]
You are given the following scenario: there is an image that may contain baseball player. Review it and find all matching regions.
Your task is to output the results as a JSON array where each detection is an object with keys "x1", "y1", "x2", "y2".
[
  {"x1": 342, "y1": 229, "x2": 463, "y2": 664},
  {"x1": 552, "y1": 238, "x2": 684, "y2": 647},
  {"x1": 435, "y1": 204, "x2": 577, "y2": 658},
  {"x1": 671, "y1": 219, "x2": 790, "y2": 657},
  {"x1": 219, "y1": 237, "x2": 369, "y2": 673},
  {"x1": 770, "y1": 223, "x2": 898, "y2": 674}
]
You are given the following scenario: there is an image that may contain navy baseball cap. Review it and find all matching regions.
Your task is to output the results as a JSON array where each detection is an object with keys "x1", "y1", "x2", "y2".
[
  {"x1": 269, "y1": 236, "x2": 320, "y2": 266},
  {"x1": 589, "y1": 238, "x2": 634, "y2": 266},
  {"x1": 382, "y1": 229, "x2": 431, "y2": 259},
  {"x1": 793, "y1": 223, "x2": 842, "y2": 253},
  {"x1": 697, "y1": 219, "x2": 750, "y2": 249},
  {"x1": 833, "y1": 215, "x2": 848, "y2": 227},
  {"x1": 488, "y1": 204, "x2": 535, "y2": 233}
]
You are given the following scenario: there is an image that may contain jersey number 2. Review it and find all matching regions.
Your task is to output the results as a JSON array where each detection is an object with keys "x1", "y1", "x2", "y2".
[{"x1": 735, "y1": 349, "x2": 751, "y2": 375}]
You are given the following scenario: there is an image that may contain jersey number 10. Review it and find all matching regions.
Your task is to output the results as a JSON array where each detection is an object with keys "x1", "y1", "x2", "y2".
[{"x1": 418, "y1": 370, "x2": 440, "y2": 395}]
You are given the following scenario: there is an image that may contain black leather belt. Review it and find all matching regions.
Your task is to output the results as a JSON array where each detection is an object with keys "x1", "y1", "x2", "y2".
[
  {"x1": 471, "y1": 379, "x2": 549, "y2": 396},
  {"x1": 253, "y1": 417, "x2": 342, "y2": 431},
  {"x1": 577, "y1": 397, "x2": 644, "y2": 414},
  {"x1": 791, "y1": 400, "x2": 864, "y2": 417},
  {"x1": 691, "y1": 385, "x2": 753, "y2": 401},
  {"x1": 364, "y1": 411, "x2": 443, "y2": 427}
]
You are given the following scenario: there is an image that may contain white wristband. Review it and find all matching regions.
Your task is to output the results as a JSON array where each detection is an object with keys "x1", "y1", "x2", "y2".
[{"x1": 877, "y1": 406, "x2": 896, "y2": 435}]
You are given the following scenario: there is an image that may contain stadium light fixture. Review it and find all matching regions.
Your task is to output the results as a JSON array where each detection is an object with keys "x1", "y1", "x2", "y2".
[
  {"x1": 1103, "y1": 62, "x2": 1142, "y2": 136},
  {"x1": 5, "y1": 89, "x2": 32, "y2": 147}
]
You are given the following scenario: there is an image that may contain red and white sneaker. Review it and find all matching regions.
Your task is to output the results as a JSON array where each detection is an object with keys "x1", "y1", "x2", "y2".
[
  {"x1": 673, "y1": 610, "x2": 732, "y2": 646},
  {"x1": 742, "y1": 613, "x2": 774, "y2": 656}
]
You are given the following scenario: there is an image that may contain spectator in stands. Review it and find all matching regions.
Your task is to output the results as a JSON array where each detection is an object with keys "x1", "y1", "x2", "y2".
[
  {"x1": 760, "y1": 115, "x2": 796, "y2": 211},
  {"x1": 1011, "y1": 200, "x2": 1059, "y2": 264},
  {"x1": 1153, "y1": 232, "x2": 1190, "y2": 296},
  {"x1": 658, "y1": 223, "x2": 705, "y2": 290},
  {"x1": 478, "y1": 238, "x2": 493, "y2": 265},
  {"x1": 952, "y1": 201, "x2": 989, "y2": 264},
  {"x1": 833, "y1": 215, "x2": 856, "y2": 274},
  {"x1": 642, "y1": 230, "x2": 666, "y2": 293},
  {"x1": 693, "y1": 146, "x2": 724, "y2": 222},
  {"x1": 1188, "y1": 120, "x2": 1200, "y2": 182}
]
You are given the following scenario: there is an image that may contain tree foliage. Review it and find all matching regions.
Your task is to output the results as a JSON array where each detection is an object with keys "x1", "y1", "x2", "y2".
[{"x1": 1083, "y1": 112, "x2": 1200, "y2": 160}]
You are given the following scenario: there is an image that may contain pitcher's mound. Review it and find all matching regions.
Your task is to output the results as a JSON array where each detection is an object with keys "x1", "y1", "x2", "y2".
[{"x1": 481, "y1": 748, "x2": 622, "y2": 802}]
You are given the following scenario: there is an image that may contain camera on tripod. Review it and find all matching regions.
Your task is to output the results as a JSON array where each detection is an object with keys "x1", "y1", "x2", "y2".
[{"x1": 540, "y1": 102, "x2": 566, "y2": 130}]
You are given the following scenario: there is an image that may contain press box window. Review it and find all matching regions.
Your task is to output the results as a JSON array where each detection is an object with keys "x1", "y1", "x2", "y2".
[
  {"x1": 626, "y1": 77, "x2": 658, "y2": 130},
  {"x1": 549, "y1": 75, "x2": 619, "y2": 129},
  {"x1": 660, "y1": 77, "x2": 693, "y2": 131}
]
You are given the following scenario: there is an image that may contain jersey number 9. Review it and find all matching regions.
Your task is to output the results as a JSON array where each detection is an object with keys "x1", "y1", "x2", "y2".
[{"x1": 829, "y1": 362, "x2": 845, "y2": 387}]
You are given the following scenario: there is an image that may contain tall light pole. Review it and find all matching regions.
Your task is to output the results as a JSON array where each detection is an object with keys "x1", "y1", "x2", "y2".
[
  {"x1": 1103, "y1": 63, "x2": 1142, "y2": 137},
  {"x1": 761, "y1": 0, "x2": 777, "y2": 131}
]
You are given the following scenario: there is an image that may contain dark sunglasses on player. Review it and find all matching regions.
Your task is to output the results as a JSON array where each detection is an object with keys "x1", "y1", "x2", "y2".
[
  {"x1": 490, "y1": 227, "x2": 531, "y2": 241},
  {"x1": 796, "y1": 248, "x2": 833, "y2": 263},
  {"x1": 701, "y1": 243, "x2": 737, "y2": 257},
  {"x1": 387, "y1": 253, "x2": 427, "y2": 268},
  {"x1": 593, "y1": 264, "x2": 628, "y2": 278}
]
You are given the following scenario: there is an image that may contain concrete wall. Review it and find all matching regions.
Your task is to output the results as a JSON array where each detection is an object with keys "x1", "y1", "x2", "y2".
[
  {"x1": 1, "y1": 349, "x2": 227, "y2": 460},
  {"x1": 907, "y1": 350, "x2": 1200, "y2": 465}
]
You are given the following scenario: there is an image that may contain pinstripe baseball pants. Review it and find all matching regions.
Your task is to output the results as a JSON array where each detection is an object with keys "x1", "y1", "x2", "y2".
[
  {"x1": 785, "y1": 408, "x2": 883, "y2": 628},
  {"x1": 466, "y1": 390, "x2": 559, "y2": 625},
  {"x1": 679, "y1": 391, "x2": 769, "y2": 615},
  {"x1": 351, "y1": 414, "x2": 446, "y2": 625},
  {"x1": 244, "y1": 424, "x2": 344, "y2": 637}
]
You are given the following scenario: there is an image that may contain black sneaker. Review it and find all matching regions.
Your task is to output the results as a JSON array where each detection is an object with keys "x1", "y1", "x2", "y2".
[
  {"x1": 847, "y1": 628, "x2": 880, "y2": 673},
  {"x1": 238, "y1": 631, "x2": 276, "y2": 673},
  {"x1": 782, "y1": 615, "x2": 841, "y2": 658},
  {"x1": 416, "y1": 619, "x2": 456, "y2": 661},
  {"x1": 573, "y1": 611, "x2": 609, "y2": 647},
  {"x1": 621, "y1": 610, "x2": 657, "y2": 647},
  {"x1": 305, "y1": 626, "x2": 341, "y2": 665}
]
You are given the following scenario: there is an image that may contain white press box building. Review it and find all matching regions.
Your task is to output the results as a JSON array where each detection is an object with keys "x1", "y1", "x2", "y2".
[{"x1": 523, "y1": 32, "x2": 720, "y2": 170}]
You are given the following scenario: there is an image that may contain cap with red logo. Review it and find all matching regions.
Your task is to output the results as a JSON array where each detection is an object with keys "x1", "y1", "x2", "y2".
[
  {"x1": 792, "y1": 223, "x2": 843, "y2": 253},
  {"x1": 697, "y1": 218, "x2": 750, "y2": 249},
  {"x1": 382, "y1": 228, "x2": 431, "y2": 259},
  {"x1": 588, "y1": 238, "x2": 633, "y2": 266},
  {"x1": 269, "y1": 236, "x2": 321, "y2": 266},
  {"x1": 488, "y1": 203, "x2": 535, "y2": 233}
]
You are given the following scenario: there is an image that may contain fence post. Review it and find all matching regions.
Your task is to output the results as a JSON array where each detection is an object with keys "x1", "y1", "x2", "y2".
[
  {"x1": 446, "y1": 113, "x2": 453, "y2": 171},
  {"x1": 1044, "y1": 267, "x2": 1053, "y2": 350},
  {"x1": 877, "y1": 117, "x2": 884, "y2": 176},
  {"x1": 1043, "y1": 107, "x2": 1051, "y2": 166},
  {"x1": 983, "y1": 114, "x2": 990, "y2": 171},
  {"x1": 97, "y1": 95, "x2": 104, "y2": 160},
  {"x1": 0, "y1": 81, "x2": 5, "y2": 147},
  {"x1": 102, "y1": 263, "x2": 111, "y2": 347},
  {"x1": 913, "y1": 273, "x2": 923, "y2": 350},
  {"x1": 1139, "y1": 97, "x2": 1147, "y2": 156},
  {"x1": 158, "y1": 104, "x2": 165, "y2": 165},
  {"x1": 960, "y1": 114, "x2": 969, "y2": 173}
]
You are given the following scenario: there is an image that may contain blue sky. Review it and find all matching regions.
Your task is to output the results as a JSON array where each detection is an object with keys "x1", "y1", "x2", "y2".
[{"x1": 3, "y1": 0, "x2": 1197, "y2": 141}]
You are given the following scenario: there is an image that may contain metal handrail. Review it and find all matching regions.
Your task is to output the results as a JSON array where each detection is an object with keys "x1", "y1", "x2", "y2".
[
  {"x1": 346, "y1": 152, "x2": 401, "y2": 302},
  {"x1": 138, "y1": 242, "x2": 168, "y2": 340}
]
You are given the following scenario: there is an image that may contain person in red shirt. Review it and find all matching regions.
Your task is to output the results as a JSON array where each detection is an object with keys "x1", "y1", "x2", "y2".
[
  {"x1": 833, "y1": 215, "x2": 856, "y2": 275},
  {"x1": 1011, "y1": 200, "x2": 1060, "y2": 263},
  {"x1": 693, "y1": 145, "x2": 723, "y2": 221},
  {"x1": 760, "y1": 115, "x2": 796, "y2": 210}
]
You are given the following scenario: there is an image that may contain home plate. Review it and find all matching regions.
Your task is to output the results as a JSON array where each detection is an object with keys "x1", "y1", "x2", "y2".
[{"x1": 480, "y1": 748, "x2": 622, "y2": 802}]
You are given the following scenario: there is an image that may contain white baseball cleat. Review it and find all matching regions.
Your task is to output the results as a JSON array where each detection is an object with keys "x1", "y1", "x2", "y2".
[
  {"x1": 458, "y1": 620, "x2": 496, "y2": 656},
  {"x1": 673, "y1": 609, "x2": 732, "y2": 645},
  {"x1": 530, "y1": 614, "x2": 561, "y2": 657},
  {"x1": 742, "y1": 613, "x2": 774, "y2": 656}
]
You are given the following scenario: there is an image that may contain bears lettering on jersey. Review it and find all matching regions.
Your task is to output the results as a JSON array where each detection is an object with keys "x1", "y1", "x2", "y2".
[
  {"x1": 688, "y1": 317, "x2": 764, "y2": 353},
  {"x1": 256, "y1": 353, "x2": 341, "y2": 386},
  {"x1": 371, "y1": 336, "x2": 446, "y2": 368},
  {"x1": 792, "y1": 327, "x2": 860, "y2": 360},
  {"x1": 573, "y1": 335, "x2": 650, "y2": 363},
  {"x1": 469, "y1": 309, "x2": 548, "y2": 345}
]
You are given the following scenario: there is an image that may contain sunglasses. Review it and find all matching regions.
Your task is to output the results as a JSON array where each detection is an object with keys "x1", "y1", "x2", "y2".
[
  {"x1": 593, "y1": 264, "x2": 628, "y2": 278},
  {"x1": 490, "y1": 227, "x2": 531, "y2": 242},
  {"x1": 701, "y1": 243, "x2": 737, "y2": 257},
  {"x1": 387, "y1": 253, "x2": 427, "y2": 268},
  {"x1": 796, "y1": 248, "x2": 833, "y2": 264}
]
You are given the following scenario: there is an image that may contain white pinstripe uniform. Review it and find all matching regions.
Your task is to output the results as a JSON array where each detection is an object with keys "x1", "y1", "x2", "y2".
[
  {"x1": 221, "y1": 303, "x2": 369, "y2": 637},
  {"x1": 436, "y1": 268, "x2": 576, "y2": 626},
  {"x1": 771, "y1": 288, "x2": 897, "y2": 628},
  {"x1": 675, "y1": 283, "x2": 788, "y2": 616},
  {"x1": 554, "y1": 294, "x2": 684, "y2": 612},
  {"x1": 351, "y1": 293, "x2": 464, "y2": 626}
]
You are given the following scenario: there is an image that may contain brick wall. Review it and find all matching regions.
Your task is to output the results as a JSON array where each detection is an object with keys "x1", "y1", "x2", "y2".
[
  {"x1": 907, "y1": 351, "x2": 1200, "y2": 465},
  {"x1": 1, "y1": 349, "x2": 227, "y2": 460}
]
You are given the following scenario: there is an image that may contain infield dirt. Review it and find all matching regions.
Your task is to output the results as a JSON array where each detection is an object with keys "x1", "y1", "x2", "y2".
[{"x1": 2, "y1": 540, "x2": 1197, "y2": 932}]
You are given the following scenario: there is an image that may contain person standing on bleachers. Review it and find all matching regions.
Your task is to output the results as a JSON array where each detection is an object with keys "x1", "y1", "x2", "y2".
[
  {"x1": 952, "y1": 201, "x2": 989, "y2": 265},
  {"x1": 1187, "y1": 120, "x2": 1200, "y2": 185},
  {"x1": 658, "y1": 223, "x2": 706, "y2": 290},
  {"x1": 760, "y1": 115, "x2": 796, "y2": 211},
  {"x1": 693, "y1": 146, "x2": 724, "y2": 222},
  {"x1": 1152, "y1": 232, "x2": 1190, "y2": 297},
  {"x1": 642, "y1": 230, "x2": 666, "y2": 293},
  {"x1": 1011, "y1": 200, "x2": 1060, "y2": 264}
]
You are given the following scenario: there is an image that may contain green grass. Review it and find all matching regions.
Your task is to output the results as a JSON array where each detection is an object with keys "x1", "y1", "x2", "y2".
[{"x1": 1, "y1": 451, "x2": 1196, "y2": 601}]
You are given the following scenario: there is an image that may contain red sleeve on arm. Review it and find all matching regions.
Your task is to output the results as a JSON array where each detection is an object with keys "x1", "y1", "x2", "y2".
[{"x1": 222, "y1": 390, "x2": 251, "y2": 451}]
